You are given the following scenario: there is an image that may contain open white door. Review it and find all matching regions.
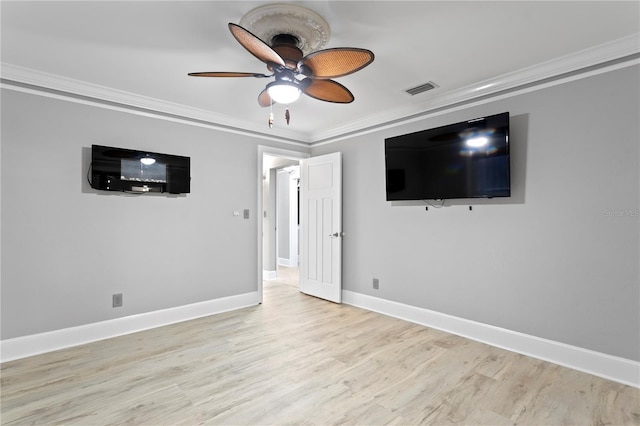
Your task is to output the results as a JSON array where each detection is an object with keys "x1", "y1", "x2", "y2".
[{"x1": 300, "y1": 152, "x2": 342, "y2": 303}]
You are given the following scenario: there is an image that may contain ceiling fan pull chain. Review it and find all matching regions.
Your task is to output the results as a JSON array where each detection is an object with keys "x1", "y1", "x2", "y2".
[
  {"x1": 268, "y1": 101, "x2": 274, "y2": 129},
  {"x1": 285, "y1": 107, "x2": 291, "y2": 125}
]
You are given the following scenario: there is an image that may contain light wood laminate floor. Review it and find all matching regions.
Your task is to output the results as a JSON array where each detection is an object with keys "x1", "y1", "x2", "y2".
[
  {"x1": 276, "y1": 265, "x2": 300, "y2": 288},
  {"x1": 1, "y1": 281, "x2": 639, "y2": 425}
]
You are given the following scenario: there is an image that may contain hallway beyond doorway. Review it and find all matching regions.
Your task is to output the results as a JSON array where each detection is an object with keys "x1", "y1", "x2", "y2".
[{"x1": 275, "y1": 266, "x2": 299, "y2": 288}]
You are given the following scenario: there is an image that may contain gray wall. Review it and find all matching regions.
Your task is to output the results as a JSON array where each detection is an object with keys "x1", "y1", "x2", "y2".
[
  {"x1": 312, "y1": 65, "x2": 640, "y2": 361},
  {"x1": 0, "y1": 89, "x2": 304, "y2": 339},
  {"x1": 2, "y1": 65, "x2": 638, "y2": 363}
]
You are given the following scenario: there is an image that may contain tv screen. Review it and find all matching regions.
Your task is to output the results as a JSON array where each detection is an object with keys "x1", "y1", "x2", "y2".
[
  {"x1": 120, "y1": 158, "x2": 167, "y2": 183},
  {"x1": 90, "y1": 145, "x2": 190, "y2": 194},
  {"x1": 385, "y1": 112, "x2": 510, "y2": 201}
]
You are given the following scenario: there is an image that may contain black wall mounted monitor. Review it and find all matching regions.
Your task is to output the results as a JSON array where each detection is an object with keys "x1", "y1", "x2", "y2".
[
  {"x1": 90, "y1": 145, "x2": 190, "y2": 194},
  {"x1": 385, "y1": 112, "x2": 510, "y2": 201}
]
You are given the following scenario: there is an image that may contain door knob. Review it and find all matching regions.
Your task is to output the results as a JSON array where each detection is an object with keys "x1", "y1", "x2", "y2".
[{"x1": 329, "y1": 232, "x2": 343, "y2": 238}]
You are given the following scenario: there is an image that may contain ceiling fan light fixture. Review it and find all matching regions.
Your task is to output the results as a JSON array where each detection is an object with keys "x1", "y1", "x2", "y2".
[{"x1": 266, "y1": 81, "x2": 301, "y2": 104}]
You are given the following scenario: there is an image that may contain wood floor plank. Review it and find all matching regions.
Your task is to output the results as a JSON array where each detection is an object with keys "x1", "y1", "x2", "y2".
[{"x1": 1, "y1": 281, "x2": 639, "y2": 425}]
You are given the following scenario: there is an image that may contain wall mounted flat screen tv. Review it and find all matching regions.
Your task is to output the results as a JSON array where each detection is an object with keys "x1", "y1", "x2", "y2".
[
  {"x1": 385, "y1": 112, "x2": 510, "y2": 201},
  {"x1": 90, "y1": 145, "x2": 190, "y2": 194}
]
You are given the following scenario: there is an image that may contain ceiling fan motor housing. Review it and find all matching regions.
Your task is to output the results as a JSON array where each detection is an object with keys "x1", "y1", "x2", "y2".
[{"x1": 271, "y1": 67, "x2": 311, "y2": 90}]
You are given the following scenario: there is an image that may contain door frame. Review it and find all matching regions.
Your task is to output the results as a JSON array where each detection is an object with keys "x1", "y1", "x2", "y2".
[{"x1": 257, "y1": 145, "x2": 310, "y2": 304}]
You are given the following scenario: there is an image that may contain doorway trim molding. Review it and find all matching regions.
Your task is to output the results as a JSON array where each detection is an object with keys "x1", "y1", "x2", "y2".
[{"x1": 257, "y1": 145, "x2": 310, "y2": 303}]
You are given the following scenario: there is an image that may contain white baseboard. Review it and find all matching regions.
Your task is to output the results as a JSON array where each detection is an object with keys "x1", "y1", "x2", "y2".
[
  {"x1": 0, "y1": 292, "x2": 260, "y2": 363},
  {"x1": 263, "y1": 270, "x2": 277, "y2": 281},
  {"x1": 4, "y1": 290, "x2": 637, "y2": 388},
  {"x1": 277, "y1": 257, "x2": 292, "y2": 267},
  {"x1": 342, "y1": 290, "x2": 639, "y2": 388}
]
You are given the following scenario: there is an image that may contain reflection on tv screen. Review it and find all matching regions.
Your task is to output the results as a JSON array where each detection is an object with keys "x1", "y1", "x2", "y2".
[{"x1": 120, "y1": 159, "x2": 167, "y2": 183}]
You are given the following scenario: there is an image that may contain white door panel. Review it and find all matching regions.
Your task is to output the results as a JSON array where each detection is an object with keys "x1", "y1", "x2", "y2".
[{"x1": 300, "y1": 152, "x2": 342, "y2": 303}]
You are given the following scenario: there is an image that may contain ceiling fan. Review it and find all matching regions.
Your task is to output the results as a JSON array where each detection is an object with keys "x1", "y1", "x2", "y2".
[{"x1": 188, "y1": 22, "x2": 374, "y2": 124}]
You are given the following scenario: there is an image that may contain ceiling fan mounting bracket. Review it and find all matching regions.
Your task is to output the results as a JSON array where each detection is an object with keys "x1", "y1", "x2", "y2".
[
  {"x1": 271, "y1": 33, "x2": 301, "y2": 49},
  {"x1": 270, "y1": 35, "x2": 304, "y2": 70},
  {"x1": 239, "y1": 3, "x2": 331, "y2": 56}
]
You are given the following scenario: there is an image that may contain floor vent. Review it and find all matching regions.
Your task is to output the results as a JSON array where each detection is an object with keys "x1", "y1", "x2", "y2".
[{"x1": 405, "y1": 81, "x2": 438, "y2": 96}]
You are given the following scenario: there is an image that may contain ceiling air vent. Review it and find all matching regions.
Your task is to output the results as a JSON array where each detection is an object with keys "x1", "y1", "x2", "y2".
[{"x1": 405, "y1": 81, "x2": 438, "y2": 96}]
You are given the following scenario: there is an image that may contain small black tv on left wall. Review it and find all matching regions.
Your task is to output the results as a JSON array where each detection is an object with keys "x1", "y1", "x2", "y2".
[{"x1": 90, "y1": 145, "x2": 190, "y2": 194}]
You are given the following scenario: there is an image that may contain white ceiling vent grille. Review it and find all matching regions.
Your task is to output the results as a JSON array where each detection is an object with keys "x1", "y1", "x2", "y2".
[{"x1": 405, "y1": 81, "x2": 438, "y2": 96}]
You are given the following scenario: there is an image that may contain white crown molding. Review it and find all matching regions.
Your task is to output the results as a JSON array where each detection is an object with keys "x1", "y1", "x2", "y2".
[
  {"x1": 2, "y1": 33, "x2": 638, "y2": 146},
  {"x1": 343, "y1": 290, "x2": 639, "y2": 388},
  {"x1": 0, "y1": 291, "x2": 259, "y2": 363},
  {"x1": 0, "y1": 63, "x2": 312, "y2": 146},
  {"x1": 311, "y1": 33, "x2": 640, "y2": 144}
]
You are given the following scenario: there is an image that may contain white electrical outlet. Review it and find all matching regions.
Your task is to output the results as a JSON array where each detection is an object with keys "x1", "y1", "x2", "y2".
[{"x1": 112, "y1": 293, "x2": 123, "y2": 307}]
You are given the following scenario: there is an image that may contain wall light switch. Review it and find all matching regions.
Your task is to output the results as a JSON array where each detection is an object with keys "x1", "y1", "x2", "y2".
[{"x1": 244, "y1": 209, "x2": 250, "y2": 219}]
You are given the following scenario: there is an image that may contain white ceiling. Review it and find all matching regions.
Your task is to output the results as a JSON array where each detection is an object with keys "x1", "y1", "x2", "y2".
[{"x1": 2, "y1": 1, "x2": 639, "y2": 144}]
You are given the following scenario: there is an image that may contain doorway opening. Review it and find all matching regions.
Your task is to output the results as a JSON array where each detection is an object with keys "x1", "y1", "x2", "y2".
[
  {"x1": 258, "y1": 146, "x2": 309, "y2": 303},
  {"x1": 271, "y1": 163, "x2": 300, "y2": 288}
]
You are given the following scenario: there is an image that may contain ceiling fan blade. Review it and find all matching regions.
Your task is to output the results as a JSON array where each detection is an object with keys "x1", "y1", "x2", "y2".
[
  {"x1": 228, "y1": 23, "x2": 285, "y2": 68},
  {"x1": 188, "y1": 72, "x2": 270, "y2": 78},
  {"x1": 299, "y1": 48, "x2": 374, "y2": 79},
  {"x1": 258, "y1": 88, "x2": 274, "y2": 107},
  {"x1": 303, "y1": 79, "x2": 354, "y2": 103}
]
